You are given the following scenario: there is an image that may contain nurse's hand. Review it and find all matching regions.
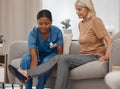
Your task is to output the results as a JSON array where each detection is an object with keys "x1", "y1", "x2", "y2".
[{"x1": 29, "y1": 48, "x2": 38, "y2": 68}]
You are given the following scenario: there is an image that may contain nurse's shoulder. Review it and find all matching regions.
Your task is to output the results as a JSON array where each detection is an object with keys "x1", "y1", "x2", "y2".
[
  {"x1": 28, "y1": 26, "x2": 39, "y2": 37},
  {"x1": 51, "y1": 25, "x2": 62, "y2": 33}
]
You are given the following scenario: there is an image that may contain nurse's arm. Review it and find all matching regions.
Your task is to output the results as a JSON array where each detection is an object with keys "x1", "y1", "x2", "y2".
[
  {"x1": 57, "y1": 46, "x2": 63, "y2": 55},
  {"x1": 29, "y1": 48, "x2": 38, "y2": 68}
]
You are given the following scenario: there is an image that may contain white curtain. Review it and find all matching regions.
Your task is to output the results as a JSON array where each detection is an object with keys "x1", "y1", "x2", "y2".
[{"x1": 0, "y1": 0, "x2": 42, "y2": 53}]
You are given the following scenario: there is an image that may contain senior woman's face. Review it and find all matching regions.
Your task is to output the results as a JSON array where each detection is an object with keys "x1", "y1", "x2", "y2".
[
  {"x1": 75, "y1": 5, "x2": 89, "y2": 19},
  {"x1": 37, "y1": 17, "x2": 52, "y2": 34}
]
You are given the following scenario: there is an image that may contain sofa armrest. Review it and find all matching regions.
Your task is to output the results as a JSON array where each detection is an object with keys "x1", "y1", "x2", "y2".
[
  {"x1": 7, "y1": 41, "x2": 28, "y2": 83},
  {"x1": 109, "y1": 38, "x2": 120, "y2": 71},
  {"x1": 69, "y1": 41, "x2": 80, "y2": 54},
  {"x1": 8, "y1": 41, "x2": 28, "y2": 64}
]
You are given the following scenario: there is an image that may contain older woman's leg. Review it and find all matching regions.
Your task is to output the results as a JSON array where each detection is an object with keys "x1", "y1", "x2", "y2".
[
  {"x1": 27, "y1": 55, "x2": 59, "y2": 77},
  {"x1": 54, "y1": 54, "x2": 99, "y2": 89}
]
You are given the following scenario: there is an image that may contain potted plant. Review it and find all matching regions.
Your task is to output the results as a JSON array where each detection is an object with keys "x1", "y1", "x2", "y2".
[
  {"x1": 0, "y1": 35, "x2": 4, "y2": 44},
  {"x1": 61, "y1": 19, "x2": 73, "y2": 54},
  {"x1": 0, "y1": 35, "x2": 4, "y2": 54},
  {"x1": 61, "y1": 19, "x2": 72, "y2": 34}
]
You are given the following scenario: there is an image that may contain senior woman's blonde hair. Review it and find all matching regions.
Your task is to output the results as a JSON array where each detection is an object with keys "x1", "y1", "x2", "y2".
[{"x1": 75, "y1": 0, "x2": 96, "y2": 18}]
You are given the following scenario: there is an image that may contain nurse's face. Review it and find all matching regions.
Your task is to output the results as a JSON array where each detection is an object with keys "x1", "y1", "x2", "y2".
[
  {"x1": 37, "y1": 17, "x2": 52, "y2": 34},
  {"x1": 75, "y1": 5, "x2": 89, "y2": 20}
]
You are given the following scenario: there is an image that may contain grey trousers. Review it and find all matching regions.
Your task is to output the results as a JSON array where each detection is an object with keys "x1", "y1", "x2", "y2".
[
  {"x1": 27, "y1": 55, "x2": 59, "y2": 77},
  {"x1": 27, "y1": 54, "x2": 99, "y2": 89}
]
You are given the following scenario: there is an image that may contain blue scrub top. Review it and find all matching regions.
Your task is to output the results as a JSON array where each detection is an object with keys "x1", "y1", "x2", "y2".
[{"x1": 28, "y1": 25, "x2": 63, "y2": 62}]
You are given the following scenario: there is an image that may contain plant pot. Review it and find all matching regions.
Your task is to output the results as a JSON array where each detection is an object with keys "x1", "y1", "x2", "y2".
[
  {"x1": 62, "y1": 29, "x2": 73, "y2": 54},
  {"x1": 0, "y1": 43, "x2": 3, "y2": 54},
  {"x1": 63, "y1": 29, "x2": 72, "y2": 34}
]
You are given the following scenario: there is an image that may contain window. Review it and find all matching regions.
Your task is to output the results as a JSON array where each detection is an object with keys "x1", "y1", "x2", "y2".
[{"x1": 42, "y1": 0, "x2": 120, "y2": 39}]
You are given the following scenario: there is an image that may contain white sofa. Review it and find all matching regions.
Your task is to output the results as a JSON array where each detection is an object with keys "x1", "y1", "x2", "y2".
[{"x1": 7, "y1": 40, "x2": 112, "y2": 89}]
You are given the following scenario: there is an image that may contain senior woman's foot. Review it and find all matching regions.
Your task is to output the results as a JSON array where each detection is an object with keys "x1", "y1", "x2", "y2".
[
  {"x1": 18, "y1": 69, "x2": 28, "y2": 77},
  {"x1": 8, "y1": 65, "x2": 30, "y2": 83}
]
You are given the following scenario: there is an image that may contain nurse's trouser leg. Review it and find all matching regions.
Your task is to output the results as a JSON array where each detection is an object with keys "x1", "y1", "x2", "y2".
[
  {"x1": 36, "y1": 53, "x2": 56, "y2": 89},
  {"x1": 20, "y1": 53, "x2": 32, "y2": 89},
  {"x1": 21, "y1": 53, "x2": 49, "y2": 89},
  {"x1": 36, "y1": 71, "x2": 51, "y2": 89},
  {"x1": 54, "y1": 54, "x2": 99, "y2": 89}
]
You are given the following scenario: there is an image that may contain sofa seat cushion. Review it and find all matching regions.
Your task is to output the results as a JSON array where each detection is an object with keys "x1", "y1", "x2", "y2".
[
  {"x1": 10, "y1": 58, "x2": 22, "y2": 84},
  {"x1": 69, "y1": 61, "x2": 109, "y2": 80},
  {"x1": 10, "y1": 58, "x2": 21, "y2": 68}
]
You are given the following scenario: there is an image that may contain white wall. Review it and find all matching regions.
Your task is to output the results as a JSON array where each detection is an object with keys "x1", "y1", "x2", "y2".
[
  {"x1": 93, "y1": 0, "x2": 120, "y2": 34},
  {"x1": 42, "y1": 0, "x2": 120, "y2": 39},
  {"x1": 42, "y1": 0, "x2": 79, "y2": 39}
]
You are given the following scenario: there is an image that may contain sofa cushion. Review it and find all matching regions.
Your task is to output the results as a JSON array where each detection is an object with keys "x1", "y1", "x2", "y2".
[
  {"x1": 10, "y1": 58, "x2": 21, "y2": 68},
  {"x1": 63, "y1": 33, "x2": 73, "y2": 54},
  {"x1": 69, "y1": 61, "x2": 109, "y2": 80},
  {"x1": 112, "y1": 32, "x2": 120, "y2": 41},
  {"x1": 10, "y1": 58, "x2": 22, "y2": 84},
  {"x1": 69, "y1": 41, "x2": 80, "y2": 54}
]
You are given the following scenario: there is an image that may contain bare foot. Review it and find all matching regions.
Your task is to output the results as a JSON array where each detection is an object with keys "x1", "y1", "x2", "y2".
[
  {"x1": 18, "y1": 69, "x2": 30, "y2": 83},
  {"x1": 18, "y1": 69, "x2": 28, "y2": 77}
]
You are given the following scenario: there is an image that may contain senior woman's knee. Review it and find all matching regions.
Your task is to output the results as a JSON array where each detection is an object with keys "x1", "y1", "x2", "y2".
[{"x1": 58, "y1": 54, "x2": 71, "y2": 63}]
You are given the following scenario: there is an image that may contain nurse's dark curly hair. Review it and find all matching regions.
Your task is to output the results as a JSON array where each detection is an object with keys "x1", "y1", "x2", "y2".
[{"x1": 37, "y1": 9, "x2": 52, "y2": 21}]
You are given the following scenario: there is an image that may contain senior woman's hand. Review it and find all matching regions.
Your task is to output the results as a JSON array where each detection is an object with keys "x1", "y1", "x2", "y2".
[{"x1": 98, "y1": 55, "x2": 110, "y2": 62}]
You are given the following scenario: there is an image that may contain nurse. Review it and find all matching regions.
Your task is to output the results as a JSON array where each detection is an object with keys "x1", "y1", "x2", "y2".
[{"x1": 20, "y1": 9, "x2": 63, "y2": 89}]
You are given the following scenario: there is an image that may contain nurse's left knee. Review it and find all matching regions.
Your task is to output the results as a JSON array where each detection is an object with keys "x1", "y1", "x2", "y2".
[{"x1": 20, "y1": 53, "x2": 32, "y2": 69}]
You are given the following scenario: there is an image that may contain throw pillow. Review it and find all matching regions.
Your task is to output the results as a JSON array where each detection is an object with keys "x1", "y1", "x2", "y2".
[{"x1": 62, "y1": 32, "x2": 73, "y2": 54}]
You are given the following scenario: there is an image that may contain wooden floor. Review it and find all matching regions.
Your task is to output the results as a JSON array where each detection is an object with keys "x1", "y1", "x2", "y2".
[
  {"x1": 0, "y1": 84, "x2": 23, "y2": 89},
  {"x1": 0, "y1": 84, "x2": 36, "y2": 89},
  {"x1": 0, "y1": 84, "x2": 50, "y2": 89}
]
